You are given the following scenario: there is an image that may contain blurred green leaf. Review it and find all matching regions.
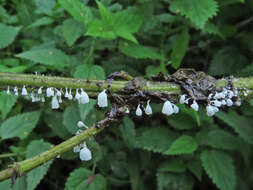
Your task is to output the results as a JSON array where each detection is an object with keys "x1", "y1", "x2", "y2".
[
  {"x1": 78, "y1": 99, "x2": 96, "y2": 121},
  {"x1": 171, "y1": 27, "x2": 189, "y2": 69},
  {"x1": 187, "y1": 158, "x2": 203, "y2": 181},
  {"x1": 0, "y1": 23, "x2": 21, "y2": 49},
  {"x1": 26, "y1": 139, "x2": 54, "y2": 190},
  {"x1": 158, "y1": 159, "x2": 186, "y2": 173},
  {"x1": 27, "y1": 17, "x2": 54, "y2": 28},
  {"x1": 34, "y1": 0, "x2": 56, "y2": 15},
  {"x1": 59, "y1": 0, "x2": 93, "y2": 25},
  {"x1": 119, "y1": 41, "x2": 161, "y2": 60},
  {"x1": 216, "y1": 111, "x2": 253, "y2": 144},
  {"x1": 74, "y1": 64, "x2": 106, "y2": 80},
  {"x1": 0, "y1": 111, "x2": 40, "y2": 140},
  {"x1": 0, "y1": 177, "x2": 26, "y2": 190},
  {"x1": 63, "y1": 105, "x2": 81, "y2": 134},
  {"x1": 135, "y1": 127, "x2": 177, "y2": 153},
  {"x1": 201, "y1": 150, "x2": 236, "y2": 190},
  {"x1": 0, "y1": 92, "x2": 18, "y2": 119},
  {"x1": 164, "y1": 135, "x2": 198, "y2": 155},
  {"x1": 65, "y1": 168, "x2": 107, "y2": 190},
  {"x1": 16, "y1": 47, "x2": 69, "y2": 67},
  {"x1": 119, "y1": 116, "x2": 136, "y2": 148},
  {"x1": 170, "y1": 0, "x2": 218, "y2": 28}
]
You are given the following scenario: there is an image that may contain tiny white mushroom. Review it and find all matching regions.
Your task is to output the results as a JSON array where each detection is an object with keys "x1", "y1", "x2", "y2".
[
  {"x1": 6, "y1": 86, "x2": 10, "y2": 94},
  {"x1": 162, "y1": 101, "x2": 173, "y2": 116},
  {"x1": 97, "y1": 89, "x2": 108, "y2": 107},
  {"x1": 179, "y1": 94, "x2": 187, "y2": 104},
  {"x1": 80, "y1": 89, "x2": 89, "y2": 104},
  {"x1": 136, "y1": 104, "x2": 142, "y2": 116},
  {"x1": 190, "y1": 100, "x2": 199, "y2": 111},
  {"x1": 75, "y1": 89, "x2": 81, "y2": 103},
  {"x1": 235, "y1": 100, "x2": 241, "y2": 106},
  {"x1": 38, "y1": 87, "x2": 43, "y2": 95},
  {"x1": 206, "y1": 105, "x2": 216, "y2": 117},
  {"x1": 79, "y1": 145, "x2": 92, "y2": 161},
  {"x1": 21, "y1": 85, "x2": 28, "y2": 96},
  {"x1": 144, "y1": 100, "x2": 152, "y2": 115},
  {"x1": 226, "y1": 99, "x2": 233, "y2": 106},
  {"x1": 65, "y1": 88, "x2": 69, "y2": 98},
  {"x1": 13, "y1": 86, "x2": 18, "y2": 96},
  {"x1": 211, "y1": 100, "x2": 222, "y2": 107},
  {"x1": 77, "y1": 121, "x2": 88, "y2": 129},
  {"x1": 68, "y1": 89, "x2": 73, "y2": 100},
  {"x1": 51, "y1": 95, "x2": 59, "y2": 109},
  {"x1": 172, "y1": 104, "x2": 179, "y2": 114},
  {"x1": 73, "y1": 145, "x2": 81, "y2": 153}
]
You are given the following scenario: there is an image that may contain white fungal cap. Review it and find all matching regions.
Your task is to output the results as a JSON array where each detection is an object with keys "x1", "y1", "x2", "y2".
[
  {"x1": 68, "y1": 89, "x2": 73, "y2": 100},
  {"x1": 56, "y1": 89, "x2": 61, "y2": 97},
  {"x1": 80, "y1": 145, "x2": 92, "y2": 161},
  {"x1": 162, "y1": 100, "x2": 173, "y2": 116},
  {"x1": 97, "y1": 89, "x2": 108, "y2": 107},
  {"x1": 190, "y1": 100, "x2": 199, "y2": 111},
  {"x1": 38, "y1": 87, "x2": 43, "y2": 95},
  {"x1": 14, "y1": 86, "x2": 18, "y2": 96},
  {"x1": 214, "y1": 92, "x2": 222, "y2": 99},
  {"x1": 6, "y1": 86, "x2": 10, "y2": 94},
  {"x1": 77, "y1": 121, "x2": 88, "y2": 129},
  {"x1": 235, "y1": 100, "x2": 241, "y2": 106},
  {"x1": 172, "y1": 104, "x2": 179, "y2": 114},
  {"x1": 65, "y1": 88, "x2": 69, "y2": 98},
  {"x1": 125, "y1": 108, "x2": 130, "y2": 114},
  {"x1": 21, "y1": 85, "x2": 28, "y2": 96},
  {"x1": 136, "y1": 104, "x2": 142, "y2": 116},
  {"x1": 41, "y1": 96, "x2": 45, "y2": 102},
  {"x1": 31, "y1": 93, "x2": 36, "y2": 102},
  {"x1": 208, "y1": 93, "x2": 213, "y2": 99},
  {"x1": 144, "y1": 100, "x2": 152, "y2": 115},
  {"x1": 51, "y1": 95, "x2": 59, "y2": 109},
  {"x1": 58, "y1": 96, "x2": 62, "y2": 103},
  {"x1": 75, "y1": 129, "x2": 83, "y2": 135},
  {"x1": 221, "y1": 99, "x2": 226, "y2": 105},
  {"x1": 211, "y1": 100, "x2": 222, "y2": 107},
  {"x1": 73, "y1": 145, "x2": 81, "y2": 153},
  {"x1": 46, "y1": 87, "x2": 54, "y2": 97},
  {"x1": 227, "y1": 90, "x2": 234, "y2": 99},
  {"x1": 80, "y1": 89, "x2": 89, "y2": 104},
  {"x1": 226, "y1": 99, "x2": 233, "y2": 106},
  {"x1": 75, "y1": 89, "x2": 81, "y2": 103},
  {"x1": 179, "y1": 94, "x2": 187, "y2": 104},
  {"x1": 206, "y1": 105, "x2": 216, "y2": 117}
]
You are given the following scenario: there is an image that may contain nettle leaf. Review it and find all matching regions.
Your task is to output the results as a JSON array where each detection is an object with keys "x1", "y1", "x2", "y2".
[
  {"x1": 196, "y1": 128, "x2": 240, "y2": 150},
  {"x1": 164, "y1": 135, "x2": 198, "y2": 155},
  {"x1": 16, "y1": 47, "x2": 69, "y2": 68},
  {"x1": 61, "y1": 18, "x2": 85, "y2": 46},
  {"x1": 135, "y1": 127, "x2": 177, "y2": 153},
  {"x1": 79, "y1": 99, "x2": 96, "y2": 121},
  {"x1": 34, "y1": 0, "x2": 56, "y2": 15},
  {"x1": 0, "y1": 92, "x2": 18, "y2": 119},
  {"x1": 167, "y1": 113, "x2": 196, "y2": 130},
  {"x1": 74, "y1": 64, "x2": 106, "y2": 80},
  {"x1": 0, "y1": 23, "x2": 21, "y2": 49},
  {"x1": 65, "y1": 168, "x2": 107, "y2": 190},
  {"x1": 187, "y1": 158, "x2": 203, "y2": 181},
  {"x1": 0, "y1": 177, "x2": 26, "y2": 190},
  {"x1": 201, "y1": 150, "x2": 236, "y2": 190},
  {"x1": 63, "y1": 105, "x2": 81, "y2": 134},
  {"x1": 26, "y1": 140, "x2": 54, "y2": 190},
  {"x1": 27, "y1": 17, "x2": 54, "y2": 28},
  {"x1": 86, "y1": 2, "x2": 141, "y2": 43},
  {"x1": 171, "y1": 27, "x2": 189, "y2": 69},
  {"x1": 170, "y1": 0, "x2": 218, "y2": 28},
  {"x1": 59, "y1": 0, "x2": 93, "y2": 25},
  {"x1": 119, "y1": 116, "x2": 136, "y2": 148},
  {"x1": 119, "y1": 41, "x2": 161, "y2": 60},
  {"x1": 157, "y1": 172, "x2": 194, "y2": 190},
  {"x1": 158, "y1": 159, "x2": 186, "y2": 173},
  {"x1": 216, "y1": 111, "x2": 253, "y2": 144},
  {"x1": 209, "y1": 46, "x2": 248, "y2": 76},
  {"x1": 0, "y1": 111, "x2": 40, "y2": 140}
]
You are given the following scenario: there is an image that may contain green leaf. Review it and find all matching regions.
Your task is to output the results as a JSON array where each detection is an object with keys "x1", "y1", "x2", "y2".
[
  {"x1": 167, "y1": 113, "x2": 196, "y2": 130},
  {"x1": 26, "y1": 140, "x2": 54, "y2": 190},
  {"x1": 135, "y1": 127, "x2": 177, "y2": 153},
  {"x1": 78, "y1": 99, "x2": 96, "y2": 121},
  {"x1": 34, "y1": 0, "x2": 56, "y2": 15},
  {"x1": 0, "y1": 92, "x2": 18, "y2": 119},
  {"x1": 0, "y1": 177, "x2": 26, "y2": 190},
  {"x1": 0, "y1": 111, "x2": 40, "y2": 140},
  {"x1": 170, "y1": 0, "x2": 218, "y2": 28},
  {"x1": 0, "y1": 23, "x2": 21, "y2": 49},
  {"x1": 16, "y1": 47, "x2": 69, "y2": 67},
  {"x1": 171, "y1": 28, "x2": 189, "y2": 69},
  {"x1": 61, "y1": 18, "x2": 85, "y2": 46},
  {"x1": 216, "y1": 111, "x2": 253, "y2": 144},
  {"x1": 187, "y1": 158, "x2": 203, "y2": 181},
  {"x1": 27, "y1": 17, "x2": 54, "y2": 28},
  {"x1": 158, "y1": 159, "x2": 186, "y2": 173},
  {"x1": 63, "y1": 105, "x2": 81, "y2": 134},
  {"x1": 74, "y1": 64, "x2": 106, "y2": 80},
  {"x1": 201, "y1": 150, "x2": 236, "y2": 190},
  {"x1": 119, "y1": 116, "x2": 136, "y2": 148},
  {"x1": 157, "y1": 172, "x2": 194, "y2": 190},
  {"x1": 164, "y1": 135, "x2": 198, "y2": 155},
  {"x1": 208, "y1": 46, "x2": 247, "y2": 76},
  {"x1": 44, "y1": 110, "x2": 71, "y2": 139},
  {"x1": 119, "y1": 41, "x2": 161, "y2": 60},
  {"x1": 196, "y1": 128, "x2": 240, "y2": 150},
  {"x1": 59, "y1": 0, "x2": 93, "y2": 25},
  {"x1": 65, "y1": 168, "x2": 107, "y2": 190},
  {"x1": 96, "y1": 1, "x2": 112, "y2": 22}
]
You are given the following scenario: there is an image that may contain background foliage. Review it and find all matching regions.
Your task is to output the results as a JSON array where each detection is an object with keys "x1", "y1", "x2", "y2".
[{"x1": 0, "y1": 0, "x2": 253, "y2": 189}]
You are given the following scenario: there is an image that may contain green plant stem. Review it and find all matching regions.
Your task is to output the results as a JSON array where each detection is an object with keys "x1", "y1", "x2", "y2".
[
  {"x1": 0, "y1": 125, "x2": 102, "y2": 182},
  {"x1": 0, "y1": 152, "x2": 26, "y2": 158}
]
